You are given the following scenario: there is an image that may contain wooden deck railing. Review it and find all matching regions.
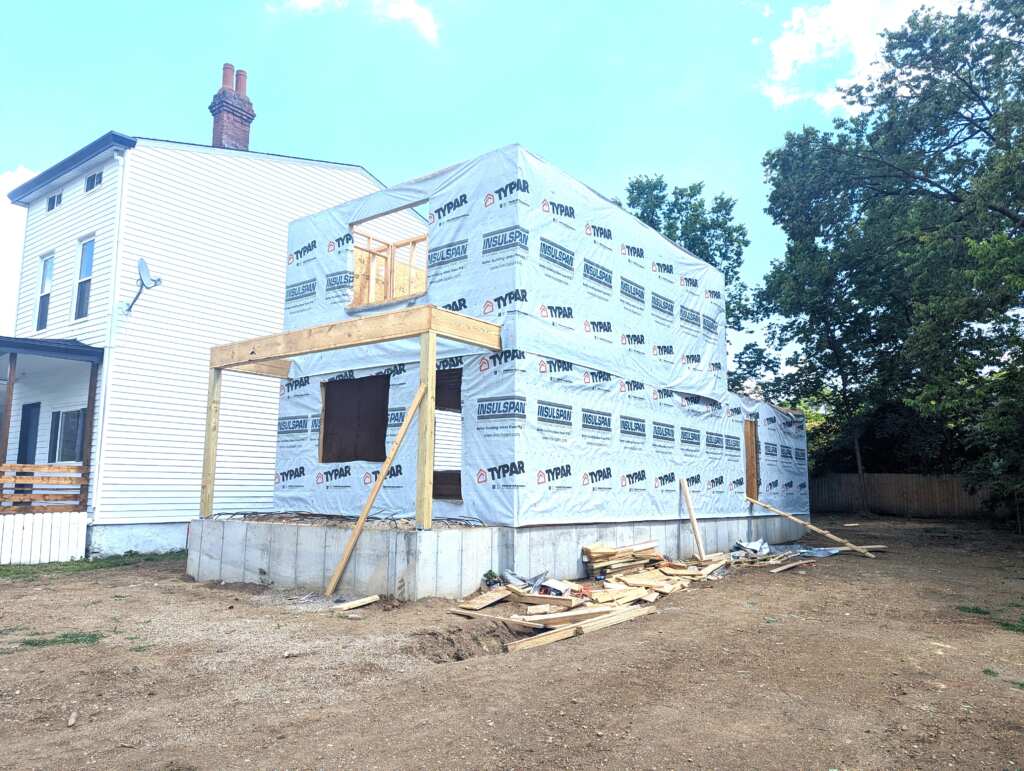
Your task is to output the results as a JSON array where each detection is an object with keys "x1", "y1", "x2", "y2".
[{"x1": 0, "y1": 464, "x2": 89, "y2": 514}]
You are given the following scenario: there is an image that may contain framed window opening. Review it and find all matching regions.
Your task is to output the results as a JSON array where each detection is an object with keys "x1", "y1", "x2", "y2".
[
  {"x1": 85, "y1": 171, "x2": 103, "y2": 192},
  {"x1": 318, "y1": 373, "x2": 391, "y2": 463},
  {"x1": 348, "y1": 205, "x2": 428, "y2": 310},
  {"x1": 75, "y1": 238, "x2": 94, "y2": 319},
  {"x1": 46, "y1": 192, "x2": 62, "y2": 211},
  {"x1": 433, "y1": 367, "x2": 463, "y2": 501},
  {"x1": 37, "y1": 254, "x2": 54, "y2": 330}
]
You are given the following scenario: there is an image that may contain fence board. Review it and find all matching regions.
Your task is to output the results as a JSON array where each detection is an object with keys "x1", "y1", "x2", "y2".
[{"x1": 811, "y1": 473, "x2": 985, "y2": 517}]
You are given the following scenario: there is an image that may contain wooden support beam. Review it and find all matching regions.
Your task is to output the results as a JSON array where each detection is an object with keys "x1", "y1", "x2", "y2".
[
  {"x1": 745, "y1": 497, "x2": 876, "y2": 558},
  {"x1": 416, "y1": 330, "x2": 436, "y2": 530},
  {"x1": 0, "y1": 353, "x2": 16, "y2": 465},
  {"x1": 743, "y1": 418, "x2": 759, "y2": 502},
  {"x1": 325, "y1": 383, "x2": 426, "y2": 596},
  {"x1": 78, "y1": 361, "x2": 99, "y2": 510},
  {"x1": 199, "y1": 368, "x2": 223, "y2": 518},
  {"x1": 209, "y1": 305, "x2": 502, "y2": 370},
  {"x1": 232, "y1": 360, "x2": 293, "y2": 379},
  {"x1": 680, "y1": 477, "x2": 706, "y2": 561}
]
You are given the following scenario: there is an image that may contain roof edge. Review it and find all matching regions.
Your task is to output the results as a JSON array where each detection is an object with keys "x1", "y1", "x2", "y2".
[{"x1": 7, "y1": 131, "x2": 137, "y2": 206}]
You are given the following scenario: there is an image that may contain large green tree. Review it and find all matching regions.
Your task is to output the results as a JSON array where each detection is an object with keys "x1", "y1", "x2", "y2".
[{"x1": 755, "y1": 0, "x2": 1024, "y2": 520}]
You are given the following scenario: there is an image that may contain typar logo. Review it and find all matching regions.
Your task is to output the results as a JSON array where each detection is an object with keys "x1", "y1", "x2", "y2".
[
  {"x1": 326, "y1": 233, "x2": 353, "y2": 253},
  {"x1": 477, "y1": 461, "x2": 526, "y2": 483},
  {"x1": 536, "y1": 463, "x2": 571, "y2": 485},
  {"x1": 620, "y1": 333, "x2": 645, "y2": 346},
  {"x1": 654, "y1": 471, "x2": 676, "y2": 489},
  {"x1": 363, "y1": 465, "x2": 403, "y2": 485},
  {"x1": 485, "y1": 178, "x2": 529, "y2": 207},
  {"x1": 651, "y1": 261, "x2": 674, "y2": 275},
  {"x1": 441, "y1": 298, "x2": 467, "y2": 312},
  {"x1": 652, "y1": 344, "x2": 674, "y2": 356},
  {"x1": 705, "y1": 475, "x2": 725, "y2": 492},
  {"x1": 483, "y1": 349, "x2": 526, "y2": 371},
  {"x1": 581, "y1": 466, "x2": 612, "y2": 485},
  {"x1": 289, "y1": 240, "x2": 316, "y2": 265},
  {"x1": 680, "y1": 276, "x2": 699, "y2": 290},
  {"x1": 430, "y1": 192, "x2": 469, "y2": 224},
  {"x1": 275, "y1": 466, "x2": 305, "y2": 484},
  {"x1": 619, "y1": 379, "x2": 644, "y2": 393},
  {"x1": 315, "y1": 466, "x2": 351, "y2": 485},
  {"x1": 585, "y1": 223, "x2": 612, "y2": 240},
  {"x1": 538, "y1": 358, "x2": 573, "y2": 374},
  {"x1": 280, "y1": 376, "x2": 310, "y2": 397},
  {"x1": 620, "y1": 243, "x2": 644, "y2": 259},
  {"x1": 541, "y1": 199, "x2": 575, "y2": 219},
  {"x1": 583, "y1": 319, "x2": 613, "y2": 335},
  {"x1": 482, "y1": 288, "x2": 527, "y2": 315},
  {"x1": 620, "y1": 469, "x2": 647, "y2": 487},
  {"x1": 539, "y1": 304, "x2": 573, "y2": 319},
  {"x1": 582, "y1": 368, "x2": 612, "y2": 384},
  {"x1": 728, "y1": 476, "x2": 745, "y2": 492}
]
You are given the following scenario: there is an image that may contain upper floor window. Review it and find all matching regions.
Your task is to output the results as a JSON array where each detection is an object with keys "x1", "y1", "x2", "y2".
[
  {"x1": 46, "y1": 192, "x2": 62, "y2": 211},
  {"x1": 37, "y1": 254, "x2": 54, "y2": 330},
  {"x1": 85, "y1": 172, "x2": 103, "y2": 192},
  {"x1": 75, "y1": 239, "x2": 94, "y2": 319}
]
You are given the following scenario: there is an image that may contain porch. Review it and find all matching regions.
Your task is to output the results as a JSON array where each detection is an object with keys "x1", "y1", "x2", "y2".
[{"x1": 0, "y1": 337, "x2": 102, "y2": 564}]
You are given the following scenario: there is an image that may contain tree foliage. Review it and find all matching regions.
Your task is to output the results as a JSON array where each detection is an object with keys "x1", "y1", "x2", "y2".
[{"x1": 755, "y1": 0, "x2": 1024, "y2": 515}]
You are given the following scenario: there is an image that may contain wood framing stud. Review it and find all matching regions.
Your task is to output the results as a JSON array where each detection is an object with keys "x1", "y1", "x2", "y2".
[
  {"x1": 199, "y1": 368, "x2": 223, "y2": 518},
  {"x1": 680, "y1": 477, "x2": 706, "y2": 561},
  {"x1": 78, "y1": 361, "x2": 99, "y2": 509},
  {"x1": 325, "y1": 384, "x2": 426, "y2": 596},
  {"x1": 0, "y1": 353, "x2": 16, "y2": 464},
  {"x1": 745, "y1": 496, "x2": 876, "y2": 558},
  {"x1": 416, "y1": 330, "x2": 437, "y2": 530},
  {"x1": 744, "y1": 418, "x2": 759, "y2": 502}
]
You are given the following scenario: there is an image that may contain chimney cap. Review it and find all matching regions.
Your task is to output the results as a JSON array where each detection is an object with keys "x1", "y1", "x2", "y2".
[{"x1": 221, "y1": 62, "x2": 235, "y2": 90}]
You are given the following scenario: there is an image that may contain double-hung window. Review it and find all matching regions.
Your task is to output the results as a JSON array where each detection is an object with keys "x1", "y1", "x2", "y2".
[
  {"x1": 47, "y1": 409, "x2": 87, "y2": 463},
  {"x1": 37, "y1": 255, "x2": 54, "y2": 330},
  {"x1": 75, "y1": 239, "x2": 94, "y2": 319}
]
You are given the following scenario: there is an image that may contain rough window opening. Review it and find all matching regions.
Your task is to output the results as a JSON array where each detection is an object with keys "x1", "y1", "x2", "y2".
[
  {"x1": 319, "y1": 373, "x2": 390, "y2": 463},
  {"x1": 433, "y1": 367, "x2": 462, "y2": 501},
  {"x1": 348, "y1": 206, "x2": 428, "y2": 309}
]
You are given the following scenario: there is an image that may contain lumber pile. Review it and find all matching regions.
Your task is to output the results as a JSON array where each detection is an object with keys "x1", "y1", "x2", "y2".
[{"x1": 581, "y1": 540, "x2": 665, "y2": 578}]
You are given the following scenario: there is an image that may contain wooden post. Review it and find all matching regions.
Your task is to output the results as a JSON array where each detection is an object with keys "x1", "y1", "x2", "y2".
[
  {"x1": 0, "y1": 353, "x2": 15, "y2": 466},
  {"x1": 415, "y1": 330, "x2": 437, "y2": 530},
  {"x1": 743, "y1": 418, "x2": 759, "y2": 502},
  {"x1": 199, "y1": 367, "x2": 223, "y2": 518},
  {"x1": 325, "y1": 384, "x2": 426, "y2": 596},
  {"x1": 745, "y1": 496, "x2": 876, "y2": 558},
  {"x1": 78, "y1": 361, "x2": 99, "y2": 509},
  {"x1": 680, "y1": 477, "x2": 706, "y2": 561}
]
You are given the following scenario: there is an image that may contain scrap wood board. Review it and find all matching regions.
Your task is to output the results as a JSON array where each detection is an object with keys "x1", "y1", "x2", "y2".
[
  {"x1": 458, "y1": 587, "x2": 511, "y2": 610},
  {"x1": 448, "y1": 608, "x2": 545, "y2": 629},
  {"x1": 505, "y1": 605, "x2": 657, "y2": 653}
]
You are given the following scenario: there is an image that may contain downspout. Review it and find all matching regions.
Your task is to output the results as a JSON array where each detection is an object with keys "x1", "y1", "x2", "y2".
[{"x1": 89, "y1": 147, "x2": 132, "y2": 535}]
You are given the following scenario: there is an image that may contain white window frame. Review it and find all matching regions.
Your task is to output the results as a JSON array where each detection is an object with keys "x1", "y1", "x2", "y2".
[
  {"x1": 84, "y1": 171, "x2": 103, "y2": 192},
  {"x1": 74, "y1": 236, "x2": 95, "y2": 321},
  {"x1": 37, "y1": 253, "x2": 55, "y2": 331}
]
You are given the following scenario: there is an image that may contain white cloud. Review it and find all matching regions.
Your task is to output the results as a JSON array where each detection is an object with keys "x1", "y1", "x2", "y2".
[
  {"x1": 371, "y1": 0, "x2": 439, "y2": 46},
  {"x1": 751, "y1": 35, "x2": 763, "y2": 45},
  {"x1": 266, "y1": 0, "x2": 439, "y2": 45},
  {"x1": 762, "y1": 3, "x2": 774, "y2": 17},
  {"x1": 0, "y1": 167, "x2": 34, "y2": 336},
  {"x1": 761, "y1": 0, "x2": 960, "y2": 112}
]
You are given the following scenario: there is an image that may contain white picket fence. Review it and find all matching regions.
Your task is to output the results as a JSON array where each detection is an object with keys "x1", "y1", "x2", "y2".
[{"x1": 0, "y1": 511, "x2": 88, "y2": 565}]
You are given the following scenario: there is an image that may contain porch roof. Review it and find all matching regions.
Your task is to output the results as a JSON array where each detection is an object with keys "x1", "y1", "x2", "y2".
[{"x1": 0, "y1": 337, "x2": 104, "y2": 364}]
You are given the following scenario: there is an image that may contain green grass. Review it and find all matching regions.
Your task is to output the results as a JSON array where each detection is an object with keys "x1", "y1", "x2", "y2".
[
  {"x1": 20, "y1": 631, "x2": 103, "y2": 648},
  {"x1": 1010, "y1": 681, "x2": 1024, "y2": 690},
  {"x1": 0, "y1": 550, "x2": 185, "y2": 581},
  {"x1": 128, "y1": 644, "x2": 152, "y2": 652},
  {"x1": 957, "y1": 605, "x2": 991, "y2": 616},
  {"x1": 996, "y1": 615, "x2": 1024, "y2": 634},
  {"x1": 983, "y1": 668, "x2": 1000, "y2": 677}
]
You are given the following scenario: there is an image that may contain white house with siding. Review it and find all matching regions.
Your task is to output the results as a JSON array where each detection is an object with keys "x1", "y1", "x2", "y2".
[{"x1": 0, "y1": 65, "x2": 408, "y2": 561}]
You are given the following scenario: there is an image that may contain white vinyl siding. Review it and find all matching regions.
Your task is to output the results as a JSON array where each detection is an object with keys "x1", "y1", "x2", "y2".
[
  {"x1": 434, "y1": 411, "x2": 462, "y2": 471},
  {"x1": 14, "y1": 158, "x2": 121, "y2": 346},
  {"x1": 93, "y1": 142, "x2": 391, "y2": 524}
]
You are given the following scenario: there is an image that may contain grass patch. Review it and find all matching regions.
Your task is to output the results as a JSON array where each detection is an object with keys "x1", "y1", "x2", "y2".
[
  {"x1": 996, "y1": 615, "x2": 1024, "y2": 634},
  {"x1": 1011, "y1": 681, "x2": 1024, "y2": 690},
  {"x1": 20, "y1": 631, "x2": 103, "y2": 648},
  {"x1": 957, "y1": 605, "x2": 991, "y2": 616},
  {"x1": 983, "y1": 668, "x2": 1000, "y2": 677},
  {"x1": 0, "y1": 550, "x2": 185, "y2": 581},
  {"x1": 128, "y1": 644, "x2": 152, "y2": 652}
]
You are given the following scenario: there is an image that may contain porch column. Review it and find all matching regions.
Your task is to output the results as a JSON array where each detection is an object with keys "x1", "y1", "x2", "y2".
[
  {"x1": 415, "y1": 330, "x2": 436, "y2": 530},
  {"x1": 78, "y1": 361, "x2": 100, "y2": 509},
  {"x1": 0, "y1": 353, "x2": 15, "y2": 464},
  {"x1": 199, "y1": 367, "x2": 223, "y2": 518}
]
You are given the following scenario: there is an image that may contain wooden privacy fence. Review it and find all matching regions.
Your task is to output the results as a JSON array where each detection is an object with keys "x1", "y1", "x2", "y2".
[
  {"x1": 0, "y1": 463, "x2": 89, "y2": 514},
  {"x1": 810, "y1": 473, "x2": 985, "y2": 517}
]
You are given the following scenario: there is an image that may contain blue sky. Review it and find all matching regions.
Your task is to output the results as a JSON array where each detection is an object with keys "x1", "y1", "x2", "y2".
[{"x1": 0, "y1": 0, "x2": 950, "y2": 335}]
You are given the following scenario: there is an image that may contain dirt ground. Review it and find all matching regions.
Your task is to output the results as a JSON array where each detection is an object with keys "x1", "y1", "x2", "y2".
[{"x1": 1, "y1": 515, "x2": 1022, "y2": 770}]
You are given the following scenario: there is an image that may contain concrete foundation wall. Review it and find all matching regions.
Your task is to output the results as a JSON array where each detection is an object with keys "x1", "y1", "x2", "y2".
[
  {"x1": 186, "y1": 514, "x2": 803, "y2": 600},
  {"x1": 89, "y1": 522, "x2": 189, "y2": 557}
]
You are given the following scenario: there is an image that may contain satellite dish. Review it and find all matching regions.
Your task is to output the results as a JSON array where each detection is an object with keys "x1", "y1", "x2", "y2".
[{"x1": 125, "y1": 258, "x2": 162, "y2": 313}]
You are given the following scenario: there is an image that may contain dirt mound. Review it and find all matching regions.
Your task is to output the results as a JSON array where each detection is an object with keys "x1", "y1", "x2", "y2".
[{"x1": 404, "y1": 621, "x2": 517, "y2": 662}]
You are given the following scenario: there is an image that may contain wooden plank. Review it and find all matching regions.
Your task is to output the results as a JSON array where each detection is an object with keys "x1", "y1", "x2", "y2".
[
  {"x1": 332, "y1": 594, "x2": 380, "y2": 611},
  {"x1": 505, "y1": 605, "x2": 657, "y2": 653},
  {"x1": 505, "y1": 586, "x2": 583, "y2": 608},
  {"x1": 325, "y1": 384, "x2": 426, "y2": 596},
  {"x1": 458, "y1": 587, "x2": 511, "y2": 611},
  {"x1": 0, "y1": 476, "x2": 85, "y2": 486},
  {"x1": 232, "y1": 360, "x2": 293, "y2": 378},
  {"x1": 0, "y1": 493, "x2": 82, "y2": 502},
  {"x1": 78, "y1": 361, "x2": 99, "y2": 510},
  {"x1": 511, "y1": 607, "x2": 616, "y2": 627},
  {"x1": 504, "y1": 625, "x2": 581, "y2": 652},
  {"x1": 430, "y1": 306, "x2": 503, "y2": 351},
  {"x1": 680, "y1": 478, "x2": 707, "y2": 560},
  {"x1": 415, "y1": 330, "x2": 436, "y2": 530},
  {"x1": 0, "y1": 506, "x2": 85, "y2": 515},
  {"x1": 745, "y1": 497, "x2": 877, "y2": 558},
  {"x1": 576, "y1": 604, "x2": 657, "y2": 634},
  {"x1": 199, "y1": 368, "x2": 223, "y2": 518},
  {"x1": 0, "y1": 353, "x2": 15, "y2": 465},
  {"x1": 524, "y1": 604, "x2": 557, "y2": 615},
  {"x1": 744, "y1": 419, "x2": 759, "y2": 501},
  {"x1": 770, "y1": 559, "x2": 816, "y2": 574},
  {"x1": 448, "y1": 609, "x2": 545, "y2": 629},
  {"x1": 0, "y1": 464, "x2": 85, "y2": 473}
]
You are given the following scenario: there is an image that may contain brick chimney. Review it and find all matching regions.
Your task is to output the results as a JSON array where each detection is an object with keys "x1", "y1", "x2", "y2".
[{"x1": 209, "y1": 63, "x2": 255, "y2": 150}]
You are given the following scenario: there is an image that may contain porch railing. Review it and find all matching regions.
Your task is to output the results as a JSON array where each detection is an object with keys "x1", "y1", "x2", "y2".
[{"x1": 0, "y1": 464, "x2": 89, "y2": 514}]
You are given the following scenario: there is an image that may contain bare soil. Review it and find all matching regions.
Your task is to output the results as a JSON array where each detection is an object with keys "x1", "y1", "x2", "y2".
[{"x1": 1, "y1": 515, "x2": 1022, "y2": 770}]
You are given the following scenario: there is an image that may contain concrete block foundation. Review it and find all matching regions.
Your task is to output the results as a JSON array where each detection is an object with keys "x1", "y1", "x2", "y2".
[{"x1": 186, "y1": 514, "x2": 804, "y2": 600}]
